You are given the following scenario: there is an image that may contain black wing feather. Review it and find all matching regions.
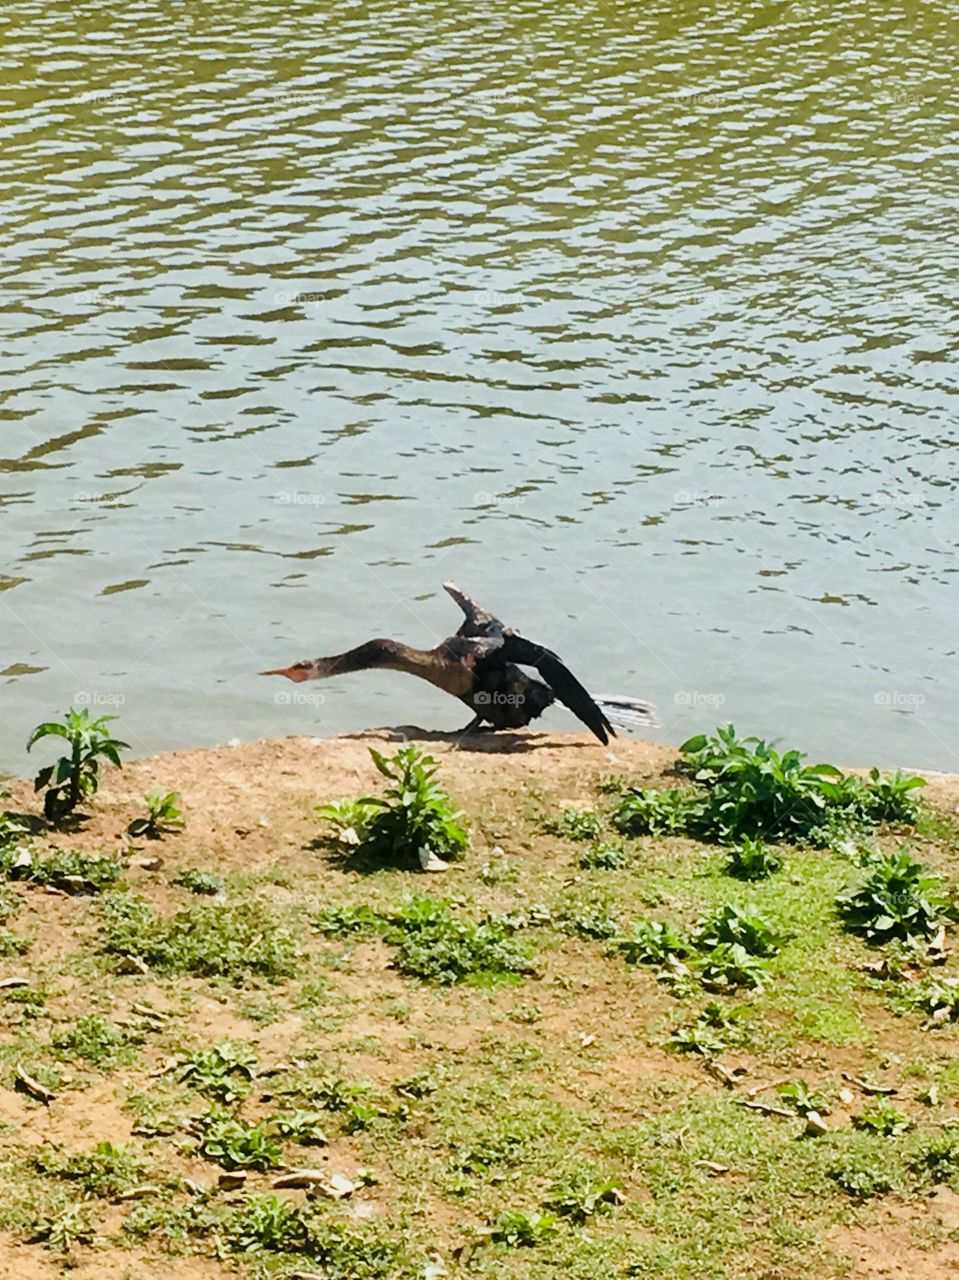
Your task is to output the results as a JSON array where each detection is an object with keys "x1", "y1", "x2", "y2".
[{"x1": 499, "y1": 633, "x2": 615, "y2": 745}]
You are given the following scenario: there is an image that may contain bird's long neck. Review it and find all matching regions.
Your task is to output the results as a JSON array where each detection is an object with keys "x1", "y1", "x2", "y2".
[{"x1": 280, "y1": 639, "x2": 436, "y2": 681}]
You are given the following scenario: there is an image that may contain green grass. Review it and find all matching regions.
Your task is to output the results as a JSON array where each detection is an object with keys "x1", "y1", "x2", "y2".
[
  {"x1": 99, "y1": 893, "x2": 298, "y2": 979},
  {"x1": 1, "y1": 731, "x2": 958, "y2": 1278}
]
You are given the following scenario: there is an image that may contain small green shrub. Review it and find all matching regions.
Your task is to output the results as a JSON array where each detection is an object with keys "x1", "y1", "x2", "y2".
[
  {"x1": 615, "y1": 919, "x2": 689, "y2": 965},
  {"x1": 180, "y1": 1040, "x2": 258, "y2": 1103},
  {"x1": 668, "y1": 1003, "x2": 748, "y2": 1055},
  {"x1": 864, "y1": 768, "x2": 926, "y2": 823},
  {"x1": 908, "y1": 1128, "x2": 959, "y2": 1186},
  {"x1": 128, "y1": 790, "x2": 184, "y2": 838},
  {"x1": 315, "y1": 902, "x2": 382, "y2": 937},
  {"x1": 725, "y1": 836, "x2": 782, "y2": 880},
  {"x1": 828, "y1": 1153, "x2": 900, "y2": 1199},
  {"x1": 611, "y1": 786, "x2": 703, "y2": 837},
  {"x1": 694, "y1": 904, "x2": 782, "y2": 958},
  {"x1": 697, "y1": 942, "x2": 768, "y2": 991},
  {"x1": 853, "y1": 1099, "x2": 912, "y2": 1137},
  {"x1": 679, "y1": 725, "x2": 925, "y2": 844},
  {"x1": 222, "y1": 1194, "x2": 309, "y2": 1253},
  {"x1": 837, "y1": 849, "x2": 949, "y2": 944},
  {"x1": 543, "y1": 807, "x2": 604, "y2": 841},
  {"x1": 545, "y1": 1170, "x2": 624, "y2": 1223},
  {"x1": 579, "y1": 840, "x2": 632, "y2": 870},
  {"x1": 53, "y1": 1014, "x2": 135, "y2": 1068},
  {"x1": 173, "y1": 867, "x2": 224, "y2": 895},
  {"x1": 198, "y1": 1108, "x2": 283, "y2": 1171},
  {"x1": 34, "y1": 1140, "x2": 143, "y2": 1198},
  {"x1": 28, "y1": 1205, "x2": 96, "y2": 1253},
  {"x1": 314, "y1": 798, "x2": 379, "y2": 846},
  {"x1": 778, "y1": 1080, "x2": 829, "y2": 1116},
  {"x1": 28, "y1": 707, "x2": 129, "y2": 823},
  {"x1": 556, "y1": 895, "x2": 620, "y2": 941},
  {"x1": 486, "y1": 1208, "x2": 559, "y2": 1246},
  {"x1": 320, "y1": 747, "x2": 468, "y2": 868},
  {"x1": 3, "y1": 846, "x2": 122, "y2": 892},
  {"x1": 394, "y1": 913, "x2": 534, "y2": 986},
  {"x1": 100, "y1": 894, "x2": 297, "y2": 980},
  {"x1": 271, "y1": 1109, "x2": 328, "y2": 1144}
]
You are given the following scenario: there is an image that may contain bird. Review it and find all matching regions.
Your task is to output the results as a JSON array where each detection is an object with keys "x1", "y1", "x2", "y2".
[{"x1": 262, "y1": 581, "x2": 656, "y2": 745}]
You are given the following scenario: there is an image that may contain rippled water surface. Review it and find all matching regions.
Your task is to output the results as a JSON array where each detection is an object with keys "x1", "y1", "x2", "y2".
[{"x1": 2, "y1": 0, "x2": 958, "y2": 771}]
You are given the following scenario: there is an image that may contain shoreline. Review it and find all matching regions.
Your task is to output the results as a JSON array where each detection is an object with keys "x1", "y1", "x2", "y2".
[{"x1": 3, "y1": 729, "x2": 958, "y2": 859}]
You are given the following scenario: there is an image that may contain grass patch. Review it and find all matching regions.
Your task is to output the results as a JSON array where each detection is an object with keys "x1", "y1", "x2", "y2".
[{"x1": 100, "y1": 893, "x2": 297, "y2": 979}]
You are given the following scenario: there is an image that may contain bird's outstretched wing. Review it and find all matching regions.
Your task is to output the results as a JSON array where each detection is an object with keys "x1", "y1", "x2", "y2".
[
  {"x1": 499, "y1": 632, "x2": 615, "y2": 745},
  {"x1": 443, "y1": 581, "x2": 505, "y2": 639}
]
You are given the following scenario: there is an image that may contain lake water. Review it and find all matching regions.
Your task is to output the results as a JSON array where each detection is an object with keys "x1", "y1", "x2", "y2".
[{"x1": 1, "y1": 0, "x2": 957, "y2": 774}]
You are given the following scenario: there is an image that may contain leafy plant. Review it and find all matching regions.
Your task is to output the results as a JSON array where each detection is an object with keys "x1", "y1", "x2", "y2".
[
  {"x1": 913, "y1": 978, "x2": 959, "y2": 1021},
  {"x1": 100, "y1": 894, "x2": 297, "y2": 980},
  {"x1": 853, "y1": 1099, "x2": 912, "y2": 1137},
  {"x1": 180, "y1": 1040, "x2": 258, "y2": 1103},
  {"x1": 668, "y1": 1003, "x2": 748, "y2": 1055},
  {"x1": 0, "y1": 806, "x2": 29, "y2": 850},
  {"x1": 315, "y1": 902, "x2": 382, "y2": 937},
  {"x1": 615, "y1": 919, "x2": 689, "y2": 965},
  {"x1": 725, "y1": 836, "x2": 782, "y2": 880},
  {"x1": 315, "y1": 798, "x2": 379, "y2": 846},
  {"x1": 611, "y1": 786, "x2": 703, "y2": 837},
  {"x1": 864, "y1": 768, "x2": 926, "y2": 823},
  {"x1": 324, "y1": 747, "x2": 468, "y2": 868},
  {"x1": 545, "y1": 1170, "x2": 624, "y2": 1223},
  {"x1": 34, "y1": 1140, "x2": 144, "y2": 1198},
  {"x1": 29, "y1": 1205, "x2": 97, "y2": 1253},
  {"x1": 393, "y1": 911, "x2": 535, "y2": 986},
  {"x1": 222, "y1": 1195, "x2": 309, "y2": 1253},
  {"x1": 173, "y1": 867, "x2": 224, "y2": 896},
  {"x1": 556, "y1": 894, "x2": 620, "y2": 940},
  {"x1": 198, "y1": 1108, "x2": 283, "y2": 1171},
  {"x1": 694, "y1": 904, "x2": 782, "y2": 958},
  {"x1": 579, "y1": 840, "x2": 632, "y2": 870},
  {"x1": 128, "y1": 790, "x2": 184, "y2": 838},
  {"x1": 543, "y1": 807, "x2": 604, "y2": 841},
  {"x1": 486, "y1": 1208, "x2": 559, "y2": 1246},
  {"x1": 270, "y1": 1109, "x2": 328, "y2": 1144},
  {"x1": 53, "y1": 1014, "x2": 135, "y2": 1068},
  {"x1": 837, "y1": 848, "x2": 949, "y2": 944},
  {"x1": 27, "y1": 707, "x2": 129, "y2": 822},
  {"x1": 3, "y1": 846, "x2": 122, "y2": 893},
  {"x1": 908, "y1": 1128, "x2": 959, "y2": 1186},
  {"x1": 697, "y1": 942, "x2": 768, "y2": 991},
  {"x1": 679, "y1": 726, "x2": 926, "y2": 845},
  {"x1": 778, "y1": 1080, "x2": 829, "y2": 1117}
]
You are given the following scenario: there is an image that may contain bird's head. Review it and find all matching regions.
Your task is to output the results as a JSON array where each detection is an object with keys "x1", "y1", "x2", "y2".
[{"x1": 260, "y1": 661, "x2": 316, "y2": 682}]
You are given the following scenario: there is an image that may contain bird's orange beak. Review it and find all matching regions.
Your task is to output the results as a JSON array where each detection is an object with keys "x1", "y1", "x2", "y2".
[{"x1": 260, "y1": 664, "x2": 312, "y2": 683}]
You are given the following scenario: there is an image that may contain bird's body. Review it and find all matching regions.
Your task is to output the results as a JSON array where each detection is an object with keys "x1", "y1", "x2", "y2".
[{"x1": 263, "y1": 582, "x2": 655, "y2": 745}]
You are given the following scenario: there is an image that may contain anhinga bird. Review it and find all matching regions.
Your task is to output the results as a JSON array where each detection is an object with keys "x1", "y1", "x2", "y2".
[{"x1": 262, "y1": 582, "x2": 656, "y2": 745}]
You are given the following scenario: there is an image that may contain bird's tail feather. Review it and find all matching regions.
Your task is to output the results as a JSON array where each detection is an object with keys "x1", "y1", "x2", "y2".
[{"x1": 592, "y1": 694, "x2": 659, "y2": 732}]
